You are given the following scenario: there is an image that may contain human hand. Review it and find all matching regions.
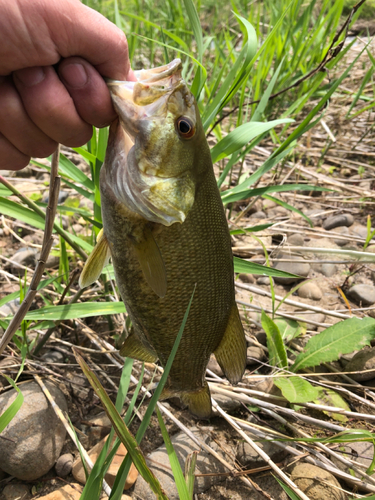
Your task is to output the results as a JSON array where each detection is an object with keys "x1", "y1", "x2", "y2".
[{"x1": 0, "y1": 0, "x2": 135, "y2": 170}]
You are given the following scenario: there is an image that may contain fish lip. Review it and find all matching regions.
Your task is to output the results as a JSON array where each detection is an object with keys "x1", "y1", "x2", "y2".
[{"x1": 106, "y1": 58, "x2": 182, "y2": 86}]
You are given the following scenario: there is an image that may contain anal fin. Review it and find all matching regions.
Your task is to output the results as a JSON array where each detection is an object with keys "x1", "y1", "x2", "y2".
[
  {"x1": 120, "y1": 332, "x2": 158, "y2": 363},
  {"x1": 160, "y1": 383, "x2": 212, "y2": 419},
  {"x1": 79, "y1": 229, "x2": 111, "y2": 288},
  {"x1": 214, "y1": 303, "x2": 247, "y2": 385},
  {"x1": 132, "y1": 228, "x2": 167, "y2": 298}
]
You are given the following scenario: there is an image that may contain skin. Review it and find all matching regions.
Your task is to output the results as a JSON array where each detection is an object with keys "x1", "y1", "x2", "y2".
[{"x1": 0, "y1": 0, "x2": 136, "y2": 171}]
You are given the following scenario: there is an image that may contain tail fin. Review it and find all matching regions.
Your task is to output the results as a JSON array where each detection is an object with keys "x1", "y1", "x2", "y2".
[{"x1": 161, "y1": 383, "x2": 212, "y2": 419}]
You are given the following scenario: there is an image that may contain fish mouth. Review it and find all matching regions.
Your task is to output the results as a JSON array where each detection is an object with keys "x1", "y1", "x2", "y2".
[{"x1": 104, "y1": 59, "x2": 195, "y2": 226}]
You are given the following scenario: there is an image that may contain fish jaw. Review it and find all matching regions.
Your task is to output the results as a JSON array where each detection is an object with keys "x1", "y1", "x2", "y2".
[{"x1": 103, "y1": 59, "x2": 203, "y2": 226}]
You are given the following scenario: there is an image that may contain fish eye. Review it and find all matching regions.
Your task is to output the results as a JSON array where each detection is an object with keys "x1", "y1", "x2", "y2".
[{"x1": 176, "y1": 117, "x2": 195, "y2": 139}]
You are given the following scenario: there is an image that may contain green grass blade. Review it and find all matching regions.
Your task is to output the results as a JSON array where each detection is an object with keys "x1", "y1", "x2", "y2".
[
  {"x1": 233, "y1": 257, "x2": 298, "y2": 279},
  {"x1": 261, "y1": 310, "x2": 288, "y2": 368},
  {"x1": 0, "y1": 376, "x2": 23, "y2": 433}
]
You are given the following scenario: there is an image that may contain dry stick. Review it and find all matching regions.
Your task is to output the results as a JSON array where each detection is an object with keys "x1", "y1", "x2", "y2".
[
  {"x1": 212, "y1": 398, "x2": 312, "y2": 500},
  {"x1": 0, "y1": 148, "x2": 61, "y2": 356},
  {"x1": 33, "y1": 374, "x2": 112, "y2": 496}
]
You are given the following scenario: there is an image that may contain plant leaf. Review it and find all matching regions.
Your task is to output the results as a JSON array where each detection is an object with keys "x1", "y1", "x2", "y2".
[
  {"x1": 275, "y1": 376, "x2": 322, "y2": 403},
  {"x1": 314, "y1": 388, "x2": 349, "y2": 423},
  {"x1": 274, "y1": 318, "x2": 306, "y2": 343},
  {"x1": 0, "y1": 376, "x2": 24, "y2": 433},
  {"x1": 261, "y1": 310, "x2": 288, "y2": 369},
  {"x1": 233, "y1": 257, "x2": 298, "y2": 279},
  {"x1": 291, "y1": 317, "x2": 375, "y2": 372}
]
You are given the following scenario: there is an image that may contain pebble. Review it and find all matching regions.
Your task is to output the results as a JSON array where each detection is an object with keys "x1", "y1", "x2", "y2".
[
  {"x1": 55, "y1": 453, "x2": 74, "y2": 477},
  {"x1": 303, "y1": 209, "x2": 325, "y2": 226},
  {"x1": 212, "y1": 393, "x2": 242, "y2": 412},
  {"x1": 238, "y1": 273, "x2": 255, "y2": 284},
  {"x1": 287, "y1": 233, "x2": 304, "y2": 246},
  {"x1": 366, "y1": 245, "x2": 375, "y2": 253},
  {"x1": 2, "y1": 483, "x2": 31, "y2": 500},
  {"x1": 236, "y1": 433, "x2": 287, "y2": 467},
  {"x1": 44, "y1": 254, "x2": 60, "y2": 269},
  {"x1": 262, "y1": 199, "x2": 277, "y2": 210},
  {"x1": 298, "y1": 313, "x2": 326, "y2": 331},
  {"x1": 273, "y1": 253, "x2": 310, "y2": 284},
  {"x1": 133, "y1": 428, "x2": 228, "y2": 499},
  {"x1": 256, "y1": 276, "x2": 273, "y2": 286},
  {"x1": 207, "y1": 354, "x2": 224, "y2": 377},
  {"x1": 345, "y1": 346, "x2": 375, "y2": 381},
  {"x1": 0, "y1": 299, "x2": 21, "y2": 319},
  {"x1": 41, "y1": 350, "x2": 65, "y2": 364},
  {"x1": 72, "y1": 435, "x2": 138, "y2": 489},
  {"x1": 289, "y1": 462, "x2": 346, "y2": 500},
  {"x1": 323, "y1": 213, "x2": 354, "y2": 230},
  {"x1": 71, "y1": 223, "x2": 84, "y2": 234},
  {"x1": 43, "y1": 191, "x2": 69, "y2": 205},
  {"x1": 350, "y1": 222, "x2": 369, "y2": 240},
  {"x1": 246, "y1": 346, "x2": 266, "y2": 365},
  {"x1": 9, "y1": 248, "x2": 37, "y2": 274},
  {"x1": 347, "y1": 284, "x2": 375, "y2": 306},
  {"x1": 249, "y1": 210, "x2": 266, "y2": 219},
  {"x1": 332, "y1": 441, "x2": 374, "y2": 477},
  {"x1": 0, "y1": 380, "x2": 67, "y2": 480},
  {"x1": 33, "y1": 484, "x2": 82, "y2": 500},
  {"x1": 329, "y1": 225, "x2": 350, "y2": 246},
  {"x1": 86, "y1": 412, "x2": 112, "y2": 446},
  {"x1": 311, "y1": 260, "x2": 337, "y2": 277},
  {"x1": 297, "y1": 281, "x2": 323, "y2": 301}
]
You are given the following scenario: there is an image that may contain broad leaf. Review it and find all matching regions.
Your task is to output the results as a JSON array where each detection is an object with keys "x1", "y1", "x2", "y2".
[
  {"x1": 261, "y1": 310, "x2": 288, "y2": 369},
  {"x1": 275, "y1": 376, "x2": 322, "y2": 403},
  {"x1": 314, "y1": 388, "x2": 349, "y2": 423},
  {"x1": 274, "y1": 318, "x2": 306, "y2": 343}
]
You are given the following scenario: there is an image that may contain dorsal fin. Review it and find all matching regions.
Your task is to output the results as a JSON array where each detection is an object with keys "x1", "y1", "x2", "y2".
[
  {"x1": 79, "y1": 229, "x2": 111, "y2": 288},
  {"x1": 132, "y1": 228, "x2": 167, "y2": 298}
]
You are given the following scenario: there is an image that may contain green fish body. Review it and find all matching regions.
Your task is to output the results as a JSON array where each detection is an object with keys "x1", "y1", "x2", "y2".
[{"x1": 80, "y1": 60, "x2": 246, "y2": 418}]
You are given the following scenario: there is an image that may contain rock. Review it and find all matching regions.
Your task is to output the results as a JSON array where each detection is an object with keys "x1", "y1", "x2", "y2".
[
  {"x1": 306, "y1": 237, "x2": 340, "y2": 251},
  {"x1": 287, "y1": 233, "x2": 304, "y2": 246},
  {"x1": 0, "y1": 299, "x2": 21, "y2": 319},
  {"x1": 321, "y1": 262, "x2": 337, "y2": 277},
  {"x1": 350, "y1": 223, "x2": 369, "y2": 240},
  {"x1": 9, "y1": 248, "x2": 37, "y2": 274},
  {"x1": 236, "y1": 434, "x2": 287, "y2": 467},
  {"x1": 43, "y1": 190, "x2": 69, "y2": 205},
  {"x1": 71, "y1": 223, "x2": 84, "y2": 234},
  {"x1": 238, "y1": 273, "x2": 255, "y2": 284},
  {"x1": 262, "y1": 199, "x2": 277, "y2": 210},
  {"x1": 86, "y1": 412, "x2": 112, "y2": 446},
  {"x1": 0, "y1": 380, "x2": 67, "y2": 480},
  {"x1": 303, "y1": 209, "x2": 325, "y2": 226},
  {"x1": 345, "y1": 347, "x2": 375, "y2": 381},
  {"x1": 72, "y1": 435, "x2": 138, "y2": 490},
  {"x1": 207, "y1": 354, "x2": 224, "y2": 377},
  {"x1": 44, "y1": 254, "x2": 60, "y2": 269},
  {"x1": 212, "y1": 393, "x2": 242, "y2": 412},
  {"x1": 133, "y1": 429, "x2": 228, "y2": 499},
  {"x1": 34, "y1": 484, "x2": 82, "y2": 500},
  {"x1": 298, "y1": 313, "x2": 326, "y2": 331},
  {"x1": 332, "y1": 441, "x2": 374, "y2": 478},
  {"x1": 347, "y1": 284, "x2": 375, "y2": 306},
  {"x1": 329, "y1": 226, "x2": 350, "y2": 246},
  {"x1": 366, "y1": 245, "x2": 375, "y2": 254},
  {"x1": 297, "y1": 281, "x2": 323, "y2": 301},
  {"x1": 273, "y1": 254, "x2": 310, "y2": 284},
  {"x1": 256, "y1": 276, "x2": 273, "y2": 286},
  {"x1": 323, "y1": 213, "x2": 354, "y2": 230},
  {"x1": 55, "y1": 453, "x2": 74, "y2": 477},
  {"x1": 249, "y1": 210, "x2": 266, "y2": 219},
  {"x1": 41, "y1": 350, "x2": 65, "y2": 364},
  {"x1": 246, "y1": 346, "x2": 266, "y2": 365},
  {"x1": 289, "y1": 462, "x2": 347, "y2": 500},
  {"x1": 2, "y1": 483, "x2": 31, "y2": 500}
]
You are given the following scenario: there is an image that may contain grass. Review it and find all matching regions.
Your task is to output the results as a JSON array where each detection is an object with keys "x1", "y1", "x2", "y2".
[{"x1": 1, "y1": 0, "x2": 375, "y2": 498}]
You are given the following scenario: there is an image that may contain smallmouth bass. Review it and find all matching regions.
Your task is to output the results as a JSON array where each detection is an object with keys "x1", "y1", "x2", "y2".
[{"x1": 80, "y1": 59, "x2": 247, "y2": 418}]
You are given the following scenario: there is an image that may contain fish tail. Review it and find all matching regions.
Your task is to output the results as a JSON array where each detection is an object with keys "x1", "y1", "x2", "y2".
[{"x1": 161, "y1": 383, "x2": 212, "y2": 419}]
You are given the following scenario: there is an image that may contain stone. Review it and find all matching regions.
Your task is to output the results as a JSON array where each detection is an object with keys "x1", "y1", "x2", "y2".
[
  {"x1": 2, "y1": 483, "x2": 31, "y2": 500},
  {"x1": 71, "y1": 223, "x2": 84, "y2": 234},
  {"x1": 72, "y1": 435, "x2": 138, "y2": 490},
  {"x1": 332, "y1": 441, "x2": 374, "y2": 477},
  {"x1": 43, "y1": 191, "x2": 69, "y2": 205},
  {"x1": 347, "y1": 284, "x2": 375, "y2": 306},
  {"x1": 44, "y1": 254, "x2": 60, "y2": 269},
  {"x1": 34, "y1": 484, "x2": 82, "y2": 500},
  {"x1": 297, "y1": 281, "x2": 323, "y2": 301},
  {"x1": 0, "y1": 380, "x2": 67, "y2": 480},
  {"x1": 212, "y1": 393, "x2": 242, "y2": 412},
  {"x1": 236, "y1": 434, "x2": 287, "y2": 468},
  {"x1": 350, "y1": 223, "x2": 369, "y2": 240},
  {"x1": 207, "y1": 354, "x2": 224, "y2": 377},
  {"x1": 256, "y1": 276, "x2": 273, "y2": 286},
  {"x1": 9, "y1": 248, "x2": 37, "y2": 274},
  {"x1": 273, "y1": 253, "x2": 310, "y2": 284},
  {"x1": 287, "y1": 233, "x2": 304, "y2": 246},
  {"x1": 303, "y1": 209, "x2": 325, "y2": 226},
  {"x1": 366, "y1": 245, "x2": 375, "y2": 254},
  {"x1": 249, "y1": 210, "x2": 266, "y2": 219},
  {"x1": 329, "y1": 226, "x2": 350, "y2": 246},
  {"x1": 321, "y1": 262, "x2": 337, "y2": 277},
  {"x1": 297, "y1": 313, "x2": 326, "y2": 331},
  {"x1": 288, "y1": 462, "x2": 347, "y2": 500},
  {"x1": 133, "y1": 429, "x2": 228, "y2": 499},
  {"x1": 55, "y1": 453, "x2": 74, "y2": 477},
  {"x1": 0, "y1": 299, "x2": 21, "y2": 319},
  {"x1": 246, "y1": 346, "x2": 265, "y2": 365},
  {"x1": 41, "y1": 350, "x2": 65, "y2": 364},
  {"x1": 345, "y1": 347, "x2": 375, "y2": 381},
  {"x1": 262, "y1": 199, "x2": 277, "y2": 210},
  {"x1": 323, "y1": 213, "x2": 354, "y2": 230},
  {"x1": 86, "y1": 412, "x2": 112, "y2": 446},
  {"x1": 238, "y1": 273, "x2": 255, "y2": 284}
]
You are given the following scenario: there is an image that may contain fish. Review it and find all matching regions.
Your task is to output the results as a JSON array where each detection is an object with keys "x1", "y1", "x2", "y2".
[{"x1": 79, "y1": 59, "x2": 247, "y2": 418}]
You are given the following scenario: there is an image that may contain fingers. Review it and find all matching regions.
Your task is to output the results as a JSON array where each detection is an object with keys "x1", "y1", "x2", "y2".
[
  {"x1": 13, "y1": 65, "x2": 93, "y2": 147},
  {"x1": 58, "y1": 57, "x2": 116, "y2": 127},
  {"x1": 0, "y1": 134, "x2": 30, "y2": 171}
]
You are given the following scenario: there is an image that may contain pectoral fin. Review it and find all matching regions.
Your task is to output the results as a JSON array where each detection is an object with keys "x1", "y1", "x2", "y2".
[
  {"x1": 132, "y1": 228, "x2": 167, "y2": 298},
  {"x1": 79, "y1": 229, "x2": 111, "y2": 288},
  {"x1": 161, "y1": 383, "x2": 212, "y2": 419},
  {"x1": 214, "y1": 304, "x2": 247, "y2": 385},
  {"x1": 120, "y1": 333, "x2": 158, "y2": 362}
]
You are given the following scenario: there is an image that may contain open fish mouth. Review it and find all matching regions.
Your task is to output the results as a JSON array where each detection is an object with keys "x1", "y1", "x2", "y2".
[{"x1": 104, "y1": 59, "x2": 197, "y2": 226}]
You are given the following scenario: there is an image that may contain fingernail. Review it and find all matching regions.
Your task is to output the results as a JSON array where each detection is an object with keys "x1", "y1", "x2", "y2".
[
  {"x1": 60, "y1": 63, "x2": 88, "y2": 88},
  {"x1": 15, "y1": 67, "x2": 46, "y2": 86}
]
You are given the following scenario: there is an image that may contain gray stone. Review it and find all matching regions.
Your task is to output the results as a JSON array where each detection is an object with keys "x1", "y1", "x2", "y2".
[
  {"x1": 43, "y1": 190, "x2": 69, "y2": 205},
  {"x1": 133, "y1": 429, "x2": 228, "y2": 499},
  {"x1": 323, "y1": 213, "x2": 354, "y2": 230},
  {"x1": 0, "y1": 299, "x2": 21, "y2": 319},
  {"x1": 332, "y1": 441, "x2": 374, "y2": 478},
  {"x1": 2, "y1": 483, "x2": 31, "y2": 500},
  {"x1": 41, "y1": 350, "x2": 65, "y2": 364},
  {"x1": 345, "y1": 347, "x2": 375, "y2": 381},
  {"x1": 236, "y1": 434, "x2": 287, "y2": 467},
  {"x1": 329, "y1": 225, "x2": 350, "y2": 247},
  {"x1": 249, "y1": 210, "x2": 266, "y2": 219},
  {"x1": 303, "y1": 209, "x2": 325, "y2": 226},
  {"x1": 321, "y1": 262, "x2": 338, "y2": 277},
  {"x1": 350, "y1": 223, "x2": 369, "y2": 240},
  {"x1": 273, "y1": 254, "x2": 310, "y2": 284},
  {"x1": 288, "y1": 462, "x2": 347, "y2": 500},
  {"x1": 297, "y1": 281, "x2": 323, "y2": 301},
  {"x1": 44, "y1": 254, "x2": 60, "y2": 269},
  {"x1": 55, "y1": 453, "x2": 74, "y2": 477},
  {"x1": 366, "y1": 245, "x2": 375, "y2": 254},
  {"x1": 256, "y1": 276, "x2": 273, "y2": 286},
  {"x1": 212, "y1": 393, "x2": 242, "y2": 412},
  {"x1": 246, "y1": 346, "x2": 265, "y2": 365},
  {"x1": 9, "y1": 248, "x2": 37, "y2": 274},
  {"x1": 298, "y1": 313, "x2": 326, "y2": 331},
  {"x1": 262, "y1": 199, "x2": 277, "y2": 210},
  {"x1": 287, "y1": 233, "x2": 304, "y2": 246},
  {"x1": 347, "y1": 284, "x2": 375, "y2": 306},
  {"x1": 0, "y1": 380, "x2": 67, "y2": 480},
  {"x1": 238, "y1": 273, "x2": 255, "y2": 284},
  {"x1": 71, "y1": 223, "x2": 84, "y2": 234}
]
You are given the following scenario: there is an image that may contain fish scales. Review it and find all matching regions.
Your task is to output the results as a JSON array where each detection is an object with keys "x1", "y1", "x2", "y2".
[{"x1": 80, "y1": 59, "x2": 247, "y2": 418}]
